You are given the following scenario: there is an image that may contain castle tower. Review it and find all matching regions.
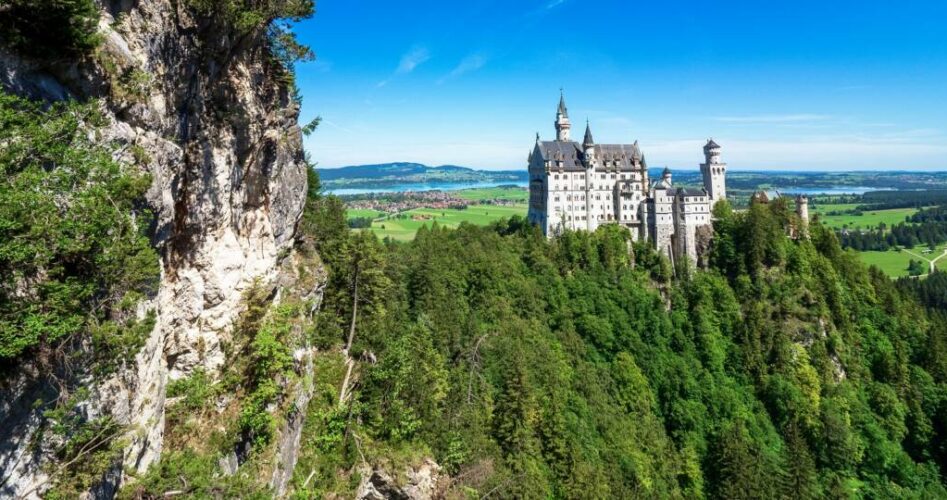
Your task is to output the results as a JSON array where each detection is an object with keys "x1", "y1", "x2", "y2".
[
  {"x1": 555, "y1": 91, "x2": 571, "y2": 142},
  {"x1": 796, "y1": 195, "x2": 810, "y2": 237},
  {"x1": 661, "y1": 166, "x2": 672, "y2": 186},
  {"x1": 700, "y1": 139, "x2": 727, "y2": 203}
]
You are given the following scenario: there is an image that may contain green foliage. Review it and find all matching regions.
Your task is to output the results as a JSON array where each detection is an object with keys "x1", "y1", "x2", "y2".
[
  {"x1": 288, "y1": 186, "x2": 947, "y2": 497},
  {"x1": 0, "y1": 92, "x2": 158, "y2": 365},
  {"x1": 0, "y1": 0, "x2": 101, "y2": 58},
  {"x1": 42, "y1": 406, "x2": 124, "y2": 500},
  {"x1": 121, "y1": 449, "x2": 271, "y2": 499},
  {"x1": 185, "y1": 0, "x2": 315, "y2": 75},
  {"x1": 233, "y1": 285, "x2": 297, "y2": 449}
]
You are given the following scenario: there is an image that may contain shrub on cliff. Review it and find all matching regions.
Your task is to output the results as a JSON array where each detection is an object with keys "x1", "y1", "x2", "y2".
[{"x1": 0, "y1": 92, "x2": 158, "y2": 365}]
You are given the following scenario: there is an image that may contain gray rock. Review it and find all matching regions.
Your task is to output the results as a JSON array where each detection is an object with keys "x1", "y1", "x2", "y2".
[{"x1": 0, "y1": 1, "x2": 311, "y2": 497}]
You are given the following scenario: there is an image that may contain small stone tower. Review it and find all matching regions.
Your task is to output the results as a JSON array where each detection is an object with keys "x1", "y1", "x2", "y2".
[
  {"x1": 555, "y1": 91, "x2": 571, "y2": 142},
  {"x1": 796, "y1": 194, "x2": 809, "y2": 237},
  {"x1": 700, "y1": 139, "x2": 727, "y2": 203}
]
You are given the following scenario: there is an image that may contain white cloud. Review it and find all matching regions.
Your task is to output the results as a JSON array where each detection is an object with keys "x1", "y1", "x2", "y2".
[
  {"x1": 437, "y1": 54, "x2": 487, "y2": 84},
  {"x1": 545, "y1": 0, "x2": 568, "y2": 9},
  {"x1": 377, "y1": 46, "x2": 430, "y2": 87},
  {"x1": 396, "y1": 46, "x2": 431, "y2": 74}
]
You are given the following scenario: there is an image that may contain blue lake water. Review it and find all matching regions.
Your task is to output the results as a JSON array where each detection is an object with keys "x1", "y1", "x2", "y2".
[
  {"x1": 327, "y1": 181, "x2": 889, "y2": 197},
  {"x1": 770, "y1": 187, "x2": 893, "y2": 196},
  {"x1": 327, "y1": 181, "x2": 529, "y2": 196}
]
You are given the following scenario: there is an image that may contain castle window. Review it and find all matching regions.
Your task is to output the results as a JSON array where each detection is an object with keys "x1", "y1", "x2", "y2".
[{"x1": 554, "y1": 174, "x2": 559, "y2": 180}]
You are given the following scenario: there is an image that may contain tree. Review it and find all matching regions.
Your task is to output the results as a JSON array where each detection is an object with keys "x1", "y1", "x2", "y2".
[{"x1": 337, "y1": 231, "x2": 390, "y2": 404}]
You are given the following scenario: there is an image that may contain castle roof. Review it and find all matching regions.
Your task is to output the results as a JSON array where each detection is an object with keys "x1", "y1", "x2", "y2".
[
  {"x1": 704, "y1": 139, "x2": 720, "y2": 149},
  {"x1": 583, "y1": 122, "x2": 594, "y2": 146},
  {"x1": 558, "y1": 93, "x2": 568, "y2": 117},
  {"x1": 536, "y1": 141, "x2": 647, "y2": 172},
  {"x1": 675, "y1": 187, "x2": 708, "y2": 198}
]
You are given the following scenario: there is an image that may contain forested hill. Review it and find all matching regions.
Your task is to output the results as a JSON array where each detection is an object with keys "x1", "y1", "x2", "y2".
[{"x1": 248, "y1": 185, "x2": 947, "y2": 497}]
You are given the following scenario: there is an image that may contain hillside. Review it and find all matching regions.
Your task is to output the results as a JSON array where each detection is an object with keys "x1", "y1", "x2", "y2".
[
  {"x1": 282, "y1": 191, "x2": 947, "y2": 498},
  {"x1": 0, "y1": 1, "x2": 317, "y2": 497}
]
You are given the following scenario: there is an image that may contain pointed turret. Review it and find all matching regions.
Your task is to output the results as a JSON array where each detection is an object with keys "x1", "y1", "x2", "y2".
[
  {"x1": 583, "y1": 121, "x2": 594, "y2": 148},
  {"x1": 631, "y1": 140, "x2": 642, "y2": 162},
  {"x1": 554, "y1": 90, "x2": 572, "y2": 142}
]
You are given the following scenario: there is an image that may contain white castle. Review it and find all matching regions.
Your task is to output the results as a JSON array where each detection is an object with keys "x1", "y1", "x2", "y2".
[{"x1": 527, "y1": 93, "x2": 727, "y2": 264}]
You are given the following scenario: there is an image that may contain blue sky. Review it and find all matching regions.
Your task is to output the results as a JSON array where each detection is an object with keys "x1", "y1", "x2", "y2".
[{"x1": 293, "y1": 0, "x2": 947, "y2": 171}]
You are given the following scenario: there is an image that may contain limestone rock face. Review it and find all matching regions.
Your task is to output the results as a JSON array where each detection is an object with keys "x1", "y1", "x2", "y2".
[
  {"x1": 356, "y1": 460, "x2": 444, "y2": 500},
  {"x1": 0, "y1": 1, "x2": 309, "y2": 497}
]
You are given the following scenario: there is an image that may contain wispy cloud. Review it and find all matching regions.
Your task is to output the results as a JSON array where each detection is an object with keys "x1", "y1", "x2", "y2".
[
  {"x1": 545, "y1": 0, "x2": 568, "y2": 9},
  {"x1": 377, "y1": 46, "x2": 431, "y2": 87},
  {"x1": 437, "y1": 54, "x2": 487, "y2": 84},
  {"x1": 714, "y1": 114, "x2": 832, "y2": 124}
]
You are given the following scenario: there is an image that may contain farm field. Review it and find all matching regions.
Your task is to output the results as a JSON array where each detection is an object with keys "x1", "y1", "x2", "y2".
[
  {"x1": 367, "y1": 204, "x2": 527, "y2": 241},
  {"x1": 857, "y1": 243, "x2": 947, "y2": 278},
  {"x1": 813, "y1": 204, "x2": 918, "y2": 230},
  {"x1": 453, "y1": 186, "x2": 528, "y2": 202},
  {"x1": 856, "y1": 250, "x2": 917, "y2": 278}
]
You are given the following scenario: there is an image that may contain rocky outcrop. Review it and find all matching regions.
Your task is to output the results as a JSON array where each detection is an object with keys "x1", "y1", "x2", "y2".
[
  {"x1": 356, "y1": 460, "x2": 443, "y2": 500},
  {"x1": 0, "y1": 1, "x2": 312, "y2": 497}
]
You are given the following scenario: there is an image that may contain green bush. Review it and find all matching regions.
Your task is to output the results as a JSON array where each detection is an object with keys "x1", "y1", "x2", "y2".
[
  {"x1": 0, "y1": 92, "x2": 159, "y2": 364},
  {"x1": 0, "y1": 0, "x2": 101, "y2": 58}
]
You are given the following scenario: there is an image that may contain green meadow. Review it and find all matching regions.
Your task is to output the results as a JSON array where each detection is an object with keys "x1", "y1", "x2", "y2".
[
  {"x1": 856, "y1": 249, "x2": 917, "y2": 277},
  {"x1": 452, "y1": 186, "x2": 528, "y2": 202},
  {"x1": 812, "y1": 204, "x2": 918, "y2": 230},
  {"x1": 367, "y1": 204, "x2": 528, "y2": 241}
]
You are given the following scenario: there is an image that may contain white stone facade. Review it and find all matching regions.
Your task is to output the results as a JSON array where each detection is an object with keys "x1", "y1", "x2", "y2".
[{"x1": 527, "y1": 95, "x2": 726, "y2": 265}]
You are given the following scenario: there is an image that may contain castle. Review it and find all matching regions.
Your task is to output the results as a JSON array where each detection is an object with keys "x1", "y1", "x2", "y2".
[{"x1": 526, "y1": 93, "x2": 727, "y2": 264}]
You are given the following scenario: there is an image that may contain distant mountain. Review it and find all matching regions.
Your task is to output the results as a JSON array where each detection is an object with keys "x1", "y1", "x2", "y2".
[{"x1": 316, "y1": 162, "x2": 528, "y2": 191}]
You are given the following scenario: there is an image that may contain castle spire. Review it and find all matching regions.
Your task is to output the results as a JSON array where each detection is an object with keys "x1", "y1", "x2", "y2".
[
  {"x1": 555, "y1": 91, "x2": 572, "y2": 142},
  {"x1": 583, "y1": 120, "x2": 594, "y2": 147}
]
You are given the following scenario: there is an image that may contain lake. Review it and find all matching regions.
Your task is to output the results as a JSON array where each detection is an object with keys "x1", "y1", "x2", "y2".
[
  {"x1": 770, "y1": 187, "x2": 894, "y2": 195},
  {"x1": 326, "y1": 181, "x2": 529, "y2": 196}
]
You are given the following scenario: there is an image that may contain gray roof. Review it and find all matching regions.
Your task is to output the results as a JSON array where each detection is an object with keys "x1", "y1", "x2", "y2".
[
  {"x1": 676, "y1": 187, "x2": 708, "y2": 197},
  {"x1": 583, "y1": 123, "x2": 594, "y2": 146},
  {"x1": 537, "y1": 141, "x2": 584, "y2": 170},
  {"x1": 536, "y1": 141, "x2": 647, "y2": 172},
  {"x1": 558, "y1": 94, "x2": 568, "y2": 117},
  {"x1": 704, "y1": 139, "x2": 720, "y2": 149}
]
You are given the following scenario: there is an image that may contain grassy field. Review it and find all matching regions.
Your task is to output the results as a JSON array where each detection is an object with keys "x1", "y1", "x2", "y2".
[
  {"x1": 813, "y1": 205, "x2": 917, "y2": 230},
  {"x1": 453, "y1": 186, "x2": 528, "y2": 202},
  {"x1": 857, "y1": 244, "x2": 947, "y2": 278},
  {"x1": 367, "y1": 204, "x2": 527, "y2": 241},
  {"x1": 857, "y1": 250, "x2": 917, "y2": 277},
  {"x1": 346, "y1": 208, "x2": 386, "y2": 220}
]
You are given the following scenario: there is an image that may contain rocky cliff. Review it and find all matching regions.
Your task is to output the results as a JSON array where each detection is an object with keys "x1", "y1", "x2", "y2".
[{"x1": 0, "y1": 1, "x2": 314, "y2": 496}]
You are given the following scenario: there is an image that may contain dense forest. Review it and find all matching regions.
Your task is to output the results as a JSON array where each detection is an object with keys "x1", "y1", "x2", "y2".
[{"x1": 159, "y1": 177, "x2": 947, "y2": 497}]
